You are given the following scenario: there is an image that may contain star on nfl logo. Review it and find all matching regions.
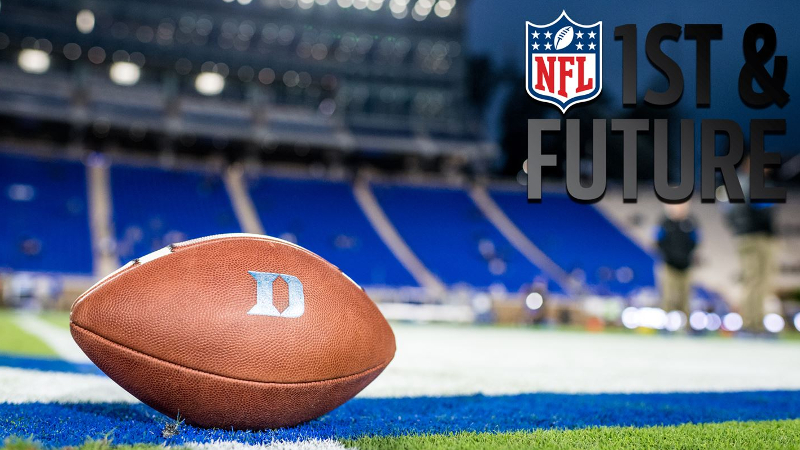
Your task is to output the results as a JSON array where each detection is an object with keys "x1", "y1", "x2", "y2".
[{"x1": 526, "y1": 11, "x2": 602, "y2": 113}]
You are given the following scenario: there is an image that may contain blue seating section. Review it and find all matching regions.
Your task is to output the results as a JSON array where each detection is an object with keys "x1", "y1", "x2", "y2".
[
  {"x1": 371, "y1": 183, "x2": 553, "y2": 292},
  {"x1": 110, "y1": 165, "x2": 239, "y2": 260},
  {"x1": 490, "y1": 190, "x2": 655, "y2": 295},
  {"x1": 0, "y1": 154, "x2": 93, "y2": 274},
  {"x1": 248, "y1": 176, "x2": 416, "y2": 287},
  {"x1": 0, "y1": 153, "x2": 656, "y2": 299}
]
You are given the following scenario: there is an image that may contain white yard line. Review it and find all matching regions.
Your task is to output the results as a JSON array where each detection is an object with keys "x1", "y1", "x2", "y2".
[
  {"x1": 2, "y1": 322, "x2": 800, "y2": 405},
  {"x1": 188, "y1": 440, "x2": 348, "y2": 450},
  {"x1": 0, "y1": 367, "x2": 136, "y2": 403},
  {"x1": 14, "y1": 313, "x2": 91, "y2": 363},
  {"x1": 357, "y1": 323, "x2": 800, "y2": 397}
]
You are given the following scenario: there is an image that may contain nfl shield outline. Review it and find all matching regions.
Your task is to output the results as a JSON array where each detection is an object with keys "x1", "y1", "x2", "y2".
[{"x1": 525, "y1": 11, "x2": 602, "y2": 113}]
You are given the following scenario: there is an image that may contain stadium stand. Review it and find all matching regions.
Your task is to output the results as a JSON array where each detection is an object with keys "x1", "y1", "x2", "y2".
[
  {"x1": 247, "y1": 175, "x2": 416, "y2": 287},
  {"x1": 109, "y1": 164, "x2": 240, "y2": 261},
  {"x1": 370, "y1": 182, "x2": 554, "y2": 292},
  {"x1": 0, "y1": 153, "x2": 93, "y2": 274},
  {"x1": 489, "y1": 188, "x2": 656, "y2": 296},
  {"x1": 87, "y1": 78, "x2": 166, "y2": 131}
]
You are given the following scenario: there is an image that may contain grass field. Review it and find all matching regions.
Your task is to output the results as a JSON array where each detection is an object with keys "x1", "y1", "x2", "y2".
[
  {"x1": 0, "y1": 311, "x2": 56, "y2": 357},
  {"x1": 347, "y1": 420, "x2": 800, "y2": 450},
  {"x1": 36, "y1": 311, "x2": 70, "y2": 331},
  {"x1": 2, "y1": 437, "x2": 166, "y2": 450},
  {"x1": 3, "y1": 420, "x2": 800, "y2": 450},
  {"x1": 348, "y1": 420, "x2": 800, "y2": 449}
]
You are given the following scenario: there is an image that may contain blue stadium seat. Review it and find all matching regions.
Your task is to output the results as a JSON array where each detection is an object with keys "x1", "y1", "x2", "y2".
[
  {"x1": 110, "y1": 165, "x2": 240, "y2": 260},
  {"x1": 0, "y1": 153, "x2": 93, "y2": 274},
  {"x1": 248, "y1": 176, "x2": 416, "y2": 288},
  {"x1": 371, "y1": 183, "x2": 554, "y2": 292},
  {"x1": 490, "y1": 190, "x2": 655, "y2": 295}
]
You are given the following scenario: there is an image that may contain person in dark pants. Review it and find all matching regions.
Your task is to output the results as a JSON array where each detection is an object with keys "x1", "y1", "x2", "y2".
[
  {"x1": 724, "y1": 157, "x2": 777, "y2": 333},
  {"x1": 655, "y1": 202, "x2": 700, "y2": 323}
]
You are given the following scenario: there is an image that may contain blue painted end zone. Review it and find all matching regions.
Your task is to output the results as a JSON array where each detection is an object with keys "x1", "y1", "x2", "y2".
[
  {"x1": 2, "y1": 391, "x2": 800, "y2": 447},
  {"x1": 0, "y1": 353, "x2": 103, "y2": 376}
]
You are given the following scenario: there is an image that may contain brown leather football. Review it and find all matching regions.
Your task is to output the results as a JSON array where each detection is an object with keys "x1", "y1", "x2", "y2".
[{"x1": 70, "y1": 233, "x2": 395, "y2": 430}]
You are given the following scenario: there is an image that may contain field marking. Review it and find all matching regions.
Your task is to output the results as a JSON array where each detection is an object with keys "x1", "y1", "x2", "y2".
[
  {"x1": 358, "y1": 323, "x2": 800, "y2": 398},
  {"x1": 0, "y1": 367, "x2": 135, "y2": 403},
  {"x1": 2, "y1": 322, "x2": 800, "y2": 405},
  {"x1": 189, "y1": 440, "x2": 347, "y2": 450},
  {"x1": 14, "y1": 313, "x2": 91, "y2": 363}
]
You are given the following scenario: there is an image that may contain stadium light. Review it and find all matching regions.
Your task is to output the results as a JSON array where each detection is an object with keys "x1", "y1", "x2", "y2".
[
  {"x1": 621, "y1": 306, "x2": 639, "y2": 329},
  {"x1": 763, "y1": 313, "x2": 785, "y2": 333},
  {"x1": 689, "y1": 311, "x2": 707, "y2": 331},
  {"x1": 18, "y1": 49, "x2": 50, "y2": 74},
  {"x1": 722, "y1": 312, "x2": 743, "y2": 332},
  {"x1": 195, "y1": 72, "x2": 225, "y2": 95},
  {"x1": 434, "y1": 1, "x2": 452, "y2": 17},
  {"x1": 525, "y1": 293, "x2": 543, "y2": 310},
  {"x1": 637, "y1": 307, "x2": 667, "y2": 330},
  {"x1": 109, "y1": 61, "x2": 141, "y2": 86},
  {"x1": 63, "y1": 43, "x2": 81, "y2": 60},
  {"x1": 715, "y1": 185, "x2": 729, "y2": 202},
  {"x1": 390, "y1": 0, "x2": 409, "y2": 17},
  {"x1": 472, "y1": 293, "x2": 492, "y2": 315},
  {"x1": 76, "y1": 9, "x2": 95, "y2": 34},
  {"x1": 706, "y1": 313, "x2": 721, "y2": 331},
  {"x1": 665, "y1": 310, "x2": 686, "y2": 331},
  {"x1": 412, "y1": 0, "x2": 431, "y2": 20}
]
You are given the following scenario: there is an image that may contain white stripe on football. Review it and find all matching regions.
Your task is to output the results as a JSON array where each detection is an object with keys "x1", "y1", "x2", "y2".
[{"x1": 554, "y1": 26, "x2": 574, "y2": 50}]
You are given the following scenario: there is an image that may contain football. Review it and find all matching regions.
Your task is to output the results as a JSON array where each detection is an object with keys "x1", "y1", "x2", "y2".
[
  {"x1": 554, "y1": 26, "x2": 574, "y2": 50},
  {"x1": 70, "y1": 233, "x2": 396, "y2": 430}
]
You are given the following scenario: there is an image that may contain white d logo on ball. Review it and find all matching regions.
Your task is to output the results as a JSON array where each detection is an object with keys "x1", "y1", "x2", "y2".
[{"x1": 247, "y1": 271, "x2": 305, "y2": 318}]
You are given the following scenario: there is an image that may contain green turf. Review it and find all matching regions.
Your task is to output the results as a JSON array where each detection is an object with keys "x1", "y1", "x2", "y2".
[
  {"x1": 3, "y1": 420, "x2": 799, "y2": 450},
  {"x1": 346, "y1": 420, "x2": 800, "y2": 450},
  {"x1": 0, "y1": 311, "x2": 56, "y2": 357},
  {"x1": 36, "y1": 310, "x2": 71, "y2": 330},
  {"x1": 2, "y1": 436, "x2": 187, "y2": 450}
]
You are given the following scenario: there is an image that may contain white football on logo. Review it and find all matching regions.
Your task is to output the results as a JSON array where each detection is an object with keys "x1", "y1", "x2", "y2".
[{"x1": 554, "y1": 26, "x2": 574, "y2": 50}]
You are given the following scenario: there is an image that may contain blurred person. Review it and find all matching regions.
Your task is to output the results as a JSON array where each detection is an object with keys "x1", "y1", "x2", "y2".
[
  {"x1": 655, "y1": 201, "x2": 699, "y2": 321},
  {"x1": 724, "y1": 157, "x2": 778, "y2": 333}
]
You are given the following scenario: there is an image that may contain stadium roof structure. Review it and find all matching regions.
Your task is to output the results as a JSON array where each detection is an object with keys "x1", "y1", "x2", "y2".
[{"x1": 0, "y1": 0, "x2": 495, "y2": 166}]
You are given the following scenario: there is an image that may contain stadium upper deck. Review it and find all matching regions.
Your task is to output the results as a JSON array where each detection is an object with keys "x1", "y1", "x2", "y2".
[{"x1": 0, "y1": 0, "x2": 492, "y2": 163}]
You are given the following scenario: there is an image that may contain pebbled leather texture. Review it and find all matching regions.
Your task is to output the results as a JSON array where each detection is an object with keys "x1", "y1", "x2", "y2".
[{"x1": 70, "y1": 234, "x2": 395, "y2": 429}]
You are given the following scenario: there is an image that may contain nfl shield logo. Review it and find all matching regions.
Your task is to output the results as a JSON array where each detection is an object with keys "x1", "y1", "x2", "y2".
[{"x1": 526, "y1": 11, "x2": 602, "y2": 113}]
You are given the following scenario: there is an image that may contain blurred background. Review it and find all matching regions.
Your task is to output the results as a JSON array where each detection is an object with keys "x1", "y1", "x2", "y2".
[{"x1": 1, "y1": 0, "x2": 799, "y2": 336}]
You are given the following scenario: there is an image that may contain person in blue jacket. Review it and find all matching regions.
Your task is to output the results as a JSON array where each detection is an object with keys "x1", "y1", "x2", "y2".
[{"x1": 655, "y1": 201, "x2": 700, "y2": 323}]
